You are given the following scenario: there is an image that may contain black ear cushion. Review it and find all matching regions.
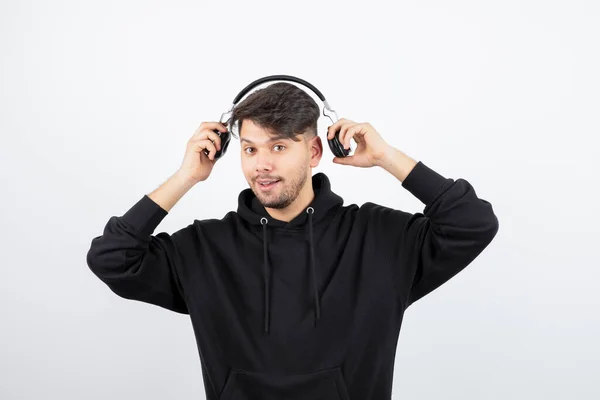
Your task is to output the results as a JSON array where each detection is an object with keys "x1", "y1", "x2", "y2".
[
  {"x1": 203, "y1": 130, "x2": 232, "y2": 160},
  {"x1": 328, "y1": 130, "x2": 350, "y2": 158}
]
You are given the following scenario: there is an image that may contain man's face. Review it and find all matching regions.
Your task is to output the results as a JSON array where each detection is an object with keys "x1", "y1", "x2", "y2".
[{"x1": 240, "y1": 119, "x2": 320, "y2": 209}]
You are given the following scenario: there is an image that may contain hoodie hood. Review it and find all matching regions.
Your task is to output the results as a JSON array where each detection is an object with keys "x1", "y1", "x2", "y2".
[
  {"x1": 237, "y1": 172, "x2": 343, "y2": 229},
  {"x1": 236, "y1": 172, "x2": 343, "y2": 333}
]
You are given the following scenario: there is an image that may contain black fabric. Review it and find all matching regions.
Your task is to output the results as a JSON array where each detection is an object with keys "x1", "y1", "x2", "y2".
[{"x1": 87, "y1": 162, "x2": 499, "y2": 399}]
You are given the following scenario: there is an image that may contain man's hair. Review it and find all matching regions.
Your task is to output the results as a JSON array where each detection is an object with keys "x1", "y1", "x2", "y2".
[{"x1": 228, "y1": 82, "x2": 320, "y2": 142}]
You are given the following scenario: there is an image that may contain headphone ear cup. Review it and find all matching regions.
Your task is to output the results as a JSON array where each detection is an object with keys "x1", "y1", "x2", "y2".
[
  {"x1": 203, "y1": 129, "x2": 232, "y2": 160},
  {"x1": 327, "y1": 129, "x2": 350, "y2": 158},
  {"x1": 214, "y1": 129, "x2": 231, "y2": 159}
]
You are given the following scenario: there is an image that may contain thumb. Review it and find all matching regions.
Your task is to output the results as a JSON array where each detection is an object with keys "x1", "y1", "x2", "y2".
[{"x1": 333, "y1": 156, "x2": 353, "y2": 165}]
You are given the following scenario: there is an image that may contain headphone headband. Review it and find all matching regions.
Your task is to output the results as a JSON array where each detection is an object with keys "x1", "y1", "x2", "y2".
[
  {"x1": 221, "y1": 75, "x2": 338, "y2": 126},
  {"x1": 231, "y1": 75, "x2": 327, "y2": 104}
]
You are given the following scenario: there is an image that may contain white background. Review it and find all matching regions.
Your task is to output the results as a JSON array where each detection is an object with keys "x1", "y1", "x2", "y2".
[{"x1": 1, "y1": 0, "x2": 598, "y2": 398}]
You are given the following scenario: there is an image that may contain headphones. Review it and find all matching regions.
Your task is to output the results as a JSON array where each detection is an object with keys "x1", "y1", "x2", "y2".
[{"x1": 203, "y1": 75, "x2": 351, "y2": 160}]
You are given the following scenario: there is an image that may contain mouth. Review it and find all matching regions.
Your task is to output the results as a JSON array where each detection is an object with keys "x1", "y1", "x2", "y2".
[{"x1": 256, "y1": 179, "x2": 280, "y2": 191}]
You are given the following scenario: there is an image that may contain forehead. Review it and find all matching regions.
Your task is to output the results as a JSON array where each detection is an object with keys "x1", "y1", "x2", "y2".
[{"x1": 239, "y1": 120, "x2": 300, "y2": 145}]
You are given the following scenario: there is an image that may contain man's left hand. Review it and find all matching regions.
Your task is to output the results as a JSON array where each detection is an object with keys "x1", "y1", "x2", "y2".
[{"x1": 326, "y1": 118, "x2": 393, "y2": 168}]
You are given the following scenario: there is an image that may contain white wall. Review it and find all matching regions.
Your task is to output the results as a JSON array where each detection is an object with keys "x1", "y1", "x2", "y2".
[{"x1": 1, "y1": 0, "x2": 598, "y2": 398}]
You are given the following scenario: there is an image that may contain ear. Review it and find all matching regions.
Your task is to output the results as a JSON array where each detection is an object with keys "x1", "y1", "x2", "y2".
[{"x1": 308, "y1": 135, "x2": 323, "y2": 167}]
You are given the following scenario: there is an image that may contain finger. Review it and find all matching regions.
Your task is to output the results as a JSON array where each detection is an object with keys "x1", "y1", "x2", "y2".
[
  {"x1": 193, "y1": 139, "x2": 217, "y2": 160},
  {"x1": 195, "y1": 122, "x2": 228, "y2": 136},
  {"x1": 333, "y1": 155, "x2": 355, "y2": 165},
  {"x1": 206, "y1": 130, "x2": 223, "y2": 150},
  {"x1": 329, "y1": 118, "x2": 357, "y2": 141},
  {"x1": 339, "y1": 124, "x2": 359, "y2": 149},
  {"x1": 327, "y1": 118, "x2": 349, "y2": 140},
  {"x1": 200, "y1": 121, "x2": 228, "y2": 132},
  {"x1": 347, "y1": 125, "x2": 365, "y2": 149},
  {"x1": 338, "y1": 123, "x2": 352, "y2": 147},
  {"x1": 193, "y1": 130, "x2": 223, "y2": 150}
]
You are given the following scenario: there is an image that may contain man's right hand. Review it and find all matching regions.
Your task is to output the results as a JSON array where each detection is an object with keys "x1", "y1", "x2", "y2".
[{"x1": 178, "y1": 121, "x2": 227, "y2": 183}]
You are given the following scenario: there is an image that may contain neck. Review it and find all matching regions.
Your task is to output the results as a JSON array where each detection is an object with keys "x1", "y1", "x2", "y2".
[{"x1": 265, "y1": 177, "x2": 315, "y2": 223}]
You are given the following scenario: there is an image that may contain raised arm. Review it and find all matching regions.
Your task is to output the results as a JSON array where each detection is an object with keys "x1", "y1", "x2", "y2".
[
  {"x1": 86, "y1": 194, "x2": 190, "y2": 313},
  {"x1": 365, "y1": 158, "x2": 499, "y2": 309}
]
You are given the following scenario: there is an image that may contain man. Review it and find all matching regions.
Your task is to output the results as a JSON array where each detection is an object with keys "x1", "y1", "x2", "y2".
[{"x1": 87, "y1": 82, "x2": 499, "y2": 399}]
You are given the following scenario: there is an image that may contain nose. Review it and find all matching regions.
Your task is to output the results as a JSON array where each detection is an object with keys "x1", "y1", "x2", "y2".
[{"x1": 254, "y1": 149, "x2": 274, "y2": 172}]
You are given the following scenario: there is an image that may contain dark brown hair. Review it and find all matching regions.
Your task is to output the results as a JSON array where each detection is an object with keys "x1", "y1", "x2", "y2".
[{"x1": 228, "y1": 82, "x2": 320, "y2": 142}]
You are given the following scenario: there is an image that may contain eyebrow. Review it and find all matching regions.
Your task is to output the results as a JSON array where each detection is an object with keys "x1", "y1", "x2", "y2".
[{"x1": 240, "y1": 137, "x2": 287, "y2": 144}]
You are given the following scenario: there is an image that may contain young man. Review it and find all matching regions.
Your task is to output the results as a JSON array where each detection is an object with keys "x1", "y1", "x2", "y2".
[{"x1": 87, "y1": 82, "x2": 499, "y2": 399}]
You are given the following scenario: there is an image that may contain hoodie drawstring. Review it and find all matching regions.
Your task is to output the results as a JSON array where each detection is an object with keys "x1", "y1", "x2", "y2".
[
  {"x1": 260, "y1": 207, "x2": 320, "y2": 334},
  {"x1": 261, "y1": 217, "x2": 270, "y2": 333},
  {"x1": 306, "y1": 207, "x2": 321, "y2": 327}
]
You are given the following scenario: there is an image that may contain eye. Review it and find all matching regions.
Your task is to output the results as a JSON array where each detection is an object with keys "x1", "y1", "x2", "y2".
[{"x1": 243, "y1": 144, "x2": 285, "y2": 155}]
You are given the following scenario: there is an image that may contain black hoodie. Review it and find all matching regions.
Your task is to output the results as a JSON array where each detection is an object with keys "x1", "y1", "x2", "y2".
[{"x1": 86, "y1": 161, "x2": 499, "y2": 400}]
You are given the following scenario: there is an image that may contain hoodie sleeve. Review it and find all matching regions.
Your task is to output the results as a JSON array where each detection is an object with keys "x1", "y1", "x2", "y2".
[
  {"x1": 364, "y1": 161, "x2": 499, "y2": 310},
  {"x1": 86, "y1": 194, "x2": 189, "y2": 314}
]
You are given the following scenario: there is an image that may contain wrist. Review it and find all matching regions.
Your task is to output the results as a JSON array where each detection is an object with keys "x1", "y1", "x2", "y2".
[
  {"x1": 173, "y1": 170, "x2": 200, "y2": 190},
  {"x1": 375, "y1": 146, "x2": 400, "y2": 169},
  {"x1": 377, "y1": 147, "x2": 418, "y2": 182}
]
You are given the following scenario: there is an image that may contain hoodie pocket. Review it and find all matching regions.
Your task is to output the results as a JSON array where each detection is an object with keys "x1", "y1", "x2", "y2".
[{"x1": 219, "y1": 366, "x2": 351, "y2": 400}]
